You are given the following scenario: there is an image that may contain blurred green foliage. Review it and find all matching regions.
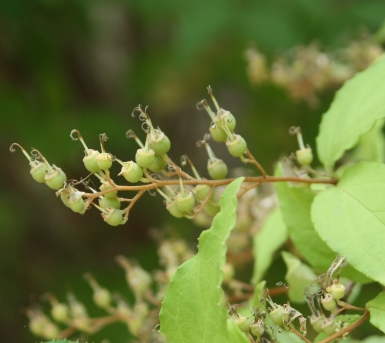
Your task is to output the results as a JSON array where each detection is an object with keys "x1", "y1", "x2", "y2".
[{"x1": 1, "y1": 0, "x2": 384, "y2": 341}]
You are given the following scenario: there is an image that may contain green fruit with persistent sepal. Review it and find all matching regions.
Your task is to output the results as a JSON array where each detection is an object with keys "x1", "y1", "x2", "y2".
[
  {"x1": 310, "y1": 314, "x2": 325, "y2": 333},
  {"x1": 30, "y1": 162, "x2": 46, "y2": 183},
  {"x1": 195, "y1": 184, "x2": 211, "y2": 201},
  {"x1": 119, "y1": 161, "x2": 143, "y2": 183},
  {"x1": 207, "y1": 159, "x2": 228, "y2": 180},
  {"x1": 69, "y1": 194, "x2": 85, "y2": 214},
  {"x1": 322, "y1": 293, "x2": 337, "y2": 312},
  {"x1": 166, "y1": 200, "x2": 185, "y2": 218},
  {"x1": 175, "y1": 190, "x2": 195, "y2": 212},
  {"x1": 148, "y1": 130, "x2": 171, "y2": 155},
  {"x1": 226, "y1": 134, "x2": 247, "y2": 157},
  {"x1": 220, "y1": 110, "x2": 236, "y2": 132},
  {"x1": 100, "y1": 182, "x2": 117, "y2": 198},
  {"x1": 83, "y1": 149, "x2": 101, "y2": 172},
  {"x1": 296, "y1": 148, "x2": 313, "y2": 166},
  {"x1": 45, "y1": 167, "x2": 66, "y2": 190},
  {"x1": 102, "y1": 208, "x2": 125, "y2": 226},
  {"x1": 148, "y1": 154, "x2": 167, "y2": 172},
  {"x1": 209, "y1": 122, "x2": 227, "y2": 142},
  {"x1": 60, "y1": 191, "x2": 71, "y2": 208},
  {"x1": 99, "y1": 196, "x2": 121, "y2": 209},
  {"x1": 269, "y1": 305, "x2": 284, "y2": 326},
  {"x1": 330, "y1": 283, "x2": 346, "y2": 300},
  {"x1": 135, "y1": 148, "x2": 155, "y2": 168},
  {"x1": 96, "y1": 152, "x2": 113, "y2": 170},
  {"x1": 322, "y1": 318, "x2": 337, "y2": 336}
]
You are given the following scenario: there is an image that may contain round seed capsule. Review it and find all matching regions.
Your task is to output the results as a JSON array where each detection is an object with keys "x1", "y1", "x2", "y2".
[
  {"x1": 148, "y1": 154, "x2": 167, "y2": 172},
  {"x1": 226, "y1": 134, "x2": 247, "y2": 157},
  {"x1": 30, "y1": 162, "x2": 46, "y2": 183},
  {"x1": 209, "y1": 123, "x2": 227, "y2": 142},
  {"x1": 148, "y1": 131, "x2": 171, "y2": 155},
  {"x1": 102, "y1": 208, "x2": 125, "y2": 226},
  {"x1": 119, "y1": 161, "x2": 143, "y2": 183},
  {"x1": 166, "y1": 200, "x2": 186, "y2": 218},
  {"x1": 45, "y1": 167, "x2": 66, "y2": 190},
  {"x1": 99, "y1": 196, "x2": 121, "y2": 209},
  {"x1": 207, "y1": 159, "x2": 228, "y2": 180},
  {"x1": 175, "y1": 190, "x2": 195, "y2": 213},
  {"x1": 83, "y1": 149, "x2": 101, "y2": 173},
  {"x1": 96, "y1": 152, "x2": 113, "y2": 171},
  {"x1": 195, "y1": 184, "x2": 211, "y2": 201},
  {"x1": 135, "y1": 148, "x2": 155, "y2": 168},
  {"x1": 296, "y1": 148, "x2": 313, "y2": 166}
]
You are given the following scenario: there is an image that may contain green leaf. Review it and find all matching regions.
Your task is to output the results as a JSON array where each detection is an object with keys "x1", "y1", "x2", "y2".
[
  {"x1": 281, "y1": 251, "x2": 317, "y2": 303},
  {"x1": 250, "y1": 280, "x2": 266, "y2": 308},
  {"x1": 312, "y1": 161, "x2": 385, "y2": 285},
  {"x1": 226, "y1": 319, "x2": 250, "y2": 343},
  {"x1": 351, "y1": 119, "x2": 385, "y2": 164},
  {"x1": 275, "y1": 163, "x2": 336, "y2": 272},
  {"x1": 252, "y1": 208, "x2": 288, "y2": 284},
  {"x1": 316, "y1": 56, "x2": 385, "y2": 170},
  {"x1": 367, "y1": 292, "x2": 385, "y2": 333},
  {"x1": 159, "y1": 177, "x2": 244, "y2": 343},
  {"x1": 275, "y1": 163, "x2": 370, "y2": 283},
  {"x1": 43, "y1": 341, "x2": 78, "y2": 343}
]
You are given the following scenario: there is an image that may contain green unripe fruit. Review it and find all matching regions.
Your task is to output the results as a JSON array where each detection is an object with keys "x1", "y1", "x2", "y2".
[
  {"x1": 83, "y1": 149, "x2": 101, "y2": 173},
  {"x1": 195, "y1": 184, "x2": 211, "y2": 201},
  {"x1": 204, "y1": 201, "x2": 220, "y2": 216},
  {"x1": 51, "y1": 303, "x2": 69, "y2": 323},
  {"x1": 96, "y1": 152, "x2": 113, "y2": 170},
  {"x1": 296, "y1": 148, "x2": 313, "y2": 166},
  {"x1": 30, "y1": 162, "x2": 46, "y2": 183},
  {"x1": 100, "y1": 182, "x2": 117, "y2": 198},
  {"x1": 322, "y1": 293, "x2": 337, "y2": 312},
  {"x1": 29, "y1": 315, "x2": 47, "y2": 336},
  {"x1": 41, "y1": 321, "x2": 60, "y2": 340},
  {"x1": 119, "y1": 161, "x2": 143, "y2": 183},
  {"x1": 209, "y1": 123, "x2": 227, "y2": 142},
  {"x1": 93, "y1": 288, "x2": 111, "y2": 308},
  {"x1": 69, "y1": 193, "x2": 86, "y2": 214},
  {"x1": 226, "y1": 134, "x2": 247, "y2": 157},
  {"x1": 321, "y1": 318, "x2": 337, "y2": 336},
  {"x1": 99, "y1": 196, "x2": 121, "y2": 209},
  {"x1": 221, "y1": 110, "x2": 236, "y2": 132},
  {"x1": 250, "y1": 319, "x2": 265, "y2": 337},
  {"x1": 148, "y1": 154, "x2": 167, "y2": 172},
  {"x1": 175, "y1": 190, "x2": 195, "y2": 212},
  {"x1": 60, "y1": 191, "x2": 71, "y2": 208},
  {"x1": 208, "y1": 159, "x2": 228, "y2": 180},
  {"x1": 310, "y1": 314, "x2": 325, "y2": 333},
  {"x1": 234, "y1": 315, "x2": 251, "y2": 332},
  {"x1": 102, "y1": 208, "x2": 125, "y2": 226},
  {"x1": 330, "y1": 283, "x2": 346, "y2": 300},
  {"x1": 269, "y1": 305, "x2": 284, "y2": 326},
  {"x1": 148, "y1": 130, "x2": 171, "y2": 155},
  {"x1": 135, "y1": 148, "x2": 155, "y2": 168},
  {"x1": 166, "y1": 200, "x2": 186, "y2": 218},
  {"x1": 45, "y1": 167, "x2": 66, "y2": 190}
]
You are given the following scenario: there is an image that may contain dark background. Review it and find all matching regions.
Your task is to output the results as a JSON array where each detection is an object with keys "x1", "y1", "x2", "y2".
[{"x1": 1, "y1": 1, "x2": 384, "y2": 342}]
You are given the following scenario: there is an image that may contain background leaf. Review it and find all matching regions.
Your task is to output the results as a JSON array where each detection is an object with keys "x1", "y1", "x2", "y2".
[
  {"x1": 281, "y1": 251, "x2": 317, "y2": 303},
  {"x1": 226, "y1": 319, "x2": 251, "y2": 343},
  {"x1": 367, "y1": 292, "x2": 385, "y2": 333},
  {"x1": 276, "y1": 163, "x2": 370, "y2": 283},
  {"x1": 159, "y1": 178, "x2": 244, "y2": 343},
  {"x1": 316, "y1": 56, "x2": 385, "y2": 170},
  {"x1": 252, "y1": 208, "x2": 288, "y2": 284},
  {"x1": 312, "y1": 161, "x2": 385, "y2": 285}
]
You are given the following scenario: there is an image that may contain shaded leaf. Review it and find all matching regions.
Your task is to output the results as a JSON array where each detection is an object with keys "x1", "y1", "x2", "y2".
[
  {"x1": 281, "y1": 251, "x2": 317, "y2": 303},
  {"x1": 226, "y1": 319, "x2": 251, "y2": 343},
  {"x1": 317, "y1": 56, "x2": 385, "y2": 170},
  {"x1": 159, "y1": 178, "x2": 244, "y2": 343},
  {"x1": 252, "y1": 208, "x2": 288, "y2": 284},
  {"x1": 312, "y1": 161, "x2": 385, "y2": 285},
  {"x1": 367, "y1": 292, "x2": 385, "y2": 333}
]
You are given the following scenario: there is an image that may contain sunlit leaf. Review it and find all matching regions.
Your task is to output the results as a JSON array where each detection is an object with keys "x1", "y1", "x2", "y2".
[
  {"x1": 312, "y1": 161, "x2": 385, "y2": 285},
  {"x1": 159, "y1": 178, "x2": 244, "y2": 343},
  {"x1": 316, "y1": 56, "x2": 385, "y2": 170},
  {"x1": 276, "y1": 163, "x2": 370, "y2": 283}
]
